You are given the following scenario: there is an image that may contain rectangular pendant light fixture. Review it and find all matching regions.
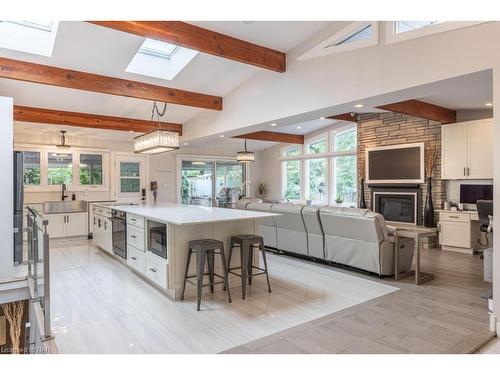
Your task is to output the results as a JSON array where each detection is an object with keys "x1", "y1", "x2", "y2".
[{"x1": 134, "y1": 129, "x2": 179, "y2": 154}]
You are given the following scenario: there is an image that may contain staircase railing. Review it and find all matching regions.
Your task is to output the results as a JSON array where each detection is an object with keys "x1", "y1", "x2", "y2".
[{"x1": 25, "y1": 206, "x2": 57, "y2": 353}]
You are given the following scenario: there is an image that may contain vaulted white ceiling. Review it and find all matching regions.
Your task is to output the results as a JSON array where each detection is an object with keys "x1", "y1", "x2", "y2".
[{"x1": 1, "y1": 21, "x2": 330, "y2": 126}]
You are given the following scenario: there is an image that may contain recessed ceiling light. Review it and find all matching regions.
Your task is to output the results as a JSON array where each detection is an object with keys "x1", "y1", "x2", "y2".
[
  {"x1": 296, "y1": 126, "x2": 302, "y2": 129},
  {"x1": 270, "y1": 123, "x2": 277, "y2": 127},
  {"x1": 129, "y1": 130, "x2": 134, "y2": 133},
  {"x1": 183, "y1": 142, "x2": 189, "y2": 146},
  {"x1": 485, "y1": 102, "x2": 493, "y2": 107},
  {"x1": 219, "y1": 134, "x2": 225, "y2": 138},
  {"x1": 320, "y1": 117, "x2": 326, "y2": 120},
  {"x1": 353, "y1": 104, "x2": 364, "y2": 108}
]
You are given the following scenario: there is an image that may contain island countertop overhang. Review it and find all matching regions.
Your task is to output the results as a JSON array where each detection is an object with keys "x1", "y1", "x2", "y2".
[{"x1": 95, "y1": 203, "x2": 279, "y2": 226}]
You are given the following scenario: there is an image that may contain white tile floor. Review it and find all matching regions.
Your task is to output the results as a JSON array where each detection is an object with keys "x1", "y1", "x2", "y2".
[{"x1": 50, "y1": 239, "x2": 398, "y2": 354}]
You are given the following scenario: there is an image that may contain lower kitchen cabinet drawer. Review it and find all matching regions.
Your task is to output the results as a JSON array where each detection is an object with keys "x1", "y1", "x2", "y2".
[
  {"x1": 127, "y1": 225, "x2": 145, "y2": 251},
  {"x1": 127, "y1": 245, "x2": 145, "y2": 274},
  {"x1": 127, "y1": 214, "x2": 144, "y2": 229},
  {"x1": 439, "y1": 212, "x2": 470, "y2": 223},
  {"x1": 144, "y1": 257, "x2": 167, "y2": 290}
]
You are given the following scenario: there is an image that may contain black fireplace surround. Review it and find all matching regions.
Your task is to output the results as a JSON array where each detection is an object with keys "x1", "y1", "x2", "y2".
[{"x1": 369, "y1": 185, "x2": 422, "y2": 225}]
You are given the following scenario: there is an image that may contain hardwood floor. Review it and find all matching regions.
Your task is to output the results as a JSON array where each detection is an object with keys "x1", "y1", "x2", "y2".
[
  {"x1": 224, "y1": 248, "x2": 495, "y2": 354},
  {"x1": 49, "y1": 239, "x2": 396, "y2": 354}
]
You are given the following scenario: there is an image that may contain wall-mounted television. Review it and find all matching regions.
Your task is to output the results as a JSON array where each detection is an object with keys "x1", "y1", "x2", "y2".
[{"x1": 366, "y1": 143, "x2": 424, "y2": 184}]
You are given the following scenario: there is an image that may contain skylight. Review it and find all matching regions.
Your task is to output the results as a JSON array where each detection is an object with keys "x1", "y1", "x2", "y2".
[
  {"x1": 0, "y1": 21, "x2": 59, "y2": 56},
  {"x1": 126, "y1": 38, "x2": 198, "y2": 81},
  {"x1": 395, "y1": 21, "x2": 442, "y2": 34},
  {"x1": 329, "y1": 24, "x2": 373, "y2": 47}
]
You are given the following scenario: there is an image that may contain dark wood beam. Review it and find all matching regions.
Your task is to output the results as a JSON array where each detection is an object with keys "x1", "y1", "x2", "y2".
[
  {"x1": 0, "y1": 57, "x2": 222, "y2": 111},
  {"x1": 327, "y1": 112, "x2": 357, "y2": 122},
  {"x1": 88, "y1": 21, "x2": 286, "y2": 73},
  {"x1": 376, "y1": 99, "x2": 456, "y2": 124},
  {"x1": 14, "y1": 105, "x2": 182, "y2": 135},
  {"x1": 233, "y1": 131, "x2": 304, "y2": 144}
]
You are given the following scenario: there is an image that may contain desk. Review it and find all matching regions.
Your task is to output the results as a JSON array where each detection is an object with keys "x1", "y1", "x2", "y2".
[
  {"x1": 394, "y1": 226, "x2": 438, "y2": 285},
  {"x1": 437, "y1": 209, "x2": 480, "y2": 254}
]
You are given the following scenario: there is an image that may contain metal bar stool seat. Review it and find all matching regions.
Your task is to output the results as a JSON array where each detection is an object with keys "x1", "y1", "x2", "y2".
[
  {"x1": 229, "y1": 234, "x2": 272, "y2": 299},
  {"x1": 181, "y1": 239, "x2": 232, "y2": 311}
]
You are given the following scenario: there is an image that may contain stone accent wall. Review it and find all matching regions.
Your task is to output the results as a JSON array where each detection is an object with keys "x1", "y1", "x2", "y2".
[{"x1": 357, "y1": 112, "x2": 445, "y2": 227}]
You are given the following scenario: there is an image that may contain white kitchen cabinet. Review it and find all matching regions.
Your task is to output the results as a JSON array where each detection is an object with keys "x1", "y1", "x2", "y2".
[
  {"x1": 441, "y1": 118, "x2": 493, "y2": 179},
  {"x1": 438, "y1": 211, "x2": 479, "y2": 253},
  {"x1": 93, "y1": 214, "x2": 113, "y2": 254},
  {"x1": 46, "y1": 212, "x2": 88, "y2": 238},
  {"x1": 46, "y1": 214, "x2": 66, "y2": 238},
  {"x1": 65, "y1": 212, "x2": 88, "y2": 237},
  {"x1": 467, "y1": 119, "x2": 493, "y2": 179}
]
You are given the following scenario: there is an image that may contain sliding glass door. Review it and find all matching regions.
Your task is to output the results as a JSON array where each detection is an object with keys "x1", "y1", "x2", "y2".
[{"x1": 181, "y1": 159, "x2": 246, "y2": 207}]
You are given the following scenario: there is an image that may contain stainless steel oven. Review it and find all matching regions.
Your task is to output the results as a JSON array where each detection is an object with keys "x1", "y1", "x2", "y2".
[
  {"x1": 110, "y1": 210, "x2": 127, "y2": 259},
  {"x1": 149, "y1": 223, "x2": 167, "y2": 260}
]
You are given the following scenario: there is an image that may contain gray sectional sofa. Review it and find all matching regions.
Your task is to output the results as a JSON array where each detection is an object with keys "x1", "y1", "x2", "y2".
[{"x1": 244, "y1": 201, "x2": 414, "y2": 276}]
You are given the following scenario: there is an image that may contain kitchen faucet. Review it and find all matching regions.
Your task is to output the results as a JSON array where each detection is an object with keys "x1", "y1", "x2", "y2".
[{"x1": 61, "y1": 183, "x2": 68, "y2": 201}]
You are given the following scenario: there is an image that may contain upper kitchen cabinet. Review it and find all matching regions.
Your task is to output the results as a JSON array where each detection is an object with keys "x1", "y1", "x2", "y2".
[{"x1": 441, "y1": 118, "x2": 493, "y2": 179}]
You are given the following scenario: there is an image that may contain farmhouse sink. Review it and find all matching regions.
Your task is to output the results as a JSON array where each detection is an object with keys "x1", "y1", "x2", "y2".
[{"x1": 44, "y1": 200, "x2": 88, "y2": 214}]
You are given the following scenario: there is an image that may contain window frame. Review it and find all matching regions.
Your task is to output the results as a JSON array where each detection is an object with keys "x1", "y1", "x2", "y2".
[
  {"x1": 15, "y1": 145, "x2": 110, "y2": 192},
  {"x1": 385, "y1": 21, "x2": 486, "y2": 45},
  {"x1": 280, "y1": 124, "x2": 358, "y2": 206},
  {"x1": 298, "y1": 21, "x2": 379, "y2": 61}
]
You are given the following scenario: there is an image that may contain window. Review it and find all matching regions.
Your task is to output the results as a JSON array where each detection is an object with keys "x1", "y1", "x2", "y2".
[
  {"x1": 283, "y1": 145, "x2": 301, "y2": 157},
  {"x1": 23, "y1": 151, "x2": 40, "y2": 185},
  {"x1": 395, "y1": 21, "x2": 441, "y2": 34},
  {"x1": 333, "y1": 155, "x2": 357, "y2": 206},
  {"x1": 282, "y1": 160, "x2": 302, "y2": 201},
  {"x1": 0, "y1": 21, "x2": 59, "y2": 56},
  {"x1": 327, "y1": 24, "x2": 373, "y2": 47},
  {"x1": 281, "y1": 124, "x2": 357, "y2": 206},
  {"x1": 80, "y1": 154, "x2": 103, "y2": 185},
  {"x1": 126, "y1": 38, "x2": 198, "y2": 81},
  {"x1": 48, "y1": 153, "x2": 73, "y2": 185},
  {"x1": 334, "y1": 128, "x2": 357, "y2": 151},
  {"x1": 307, "y1": 138, "x2": 327, "y2": 154},
  {"x1": 298, "y1": 22, "x2": 378, "y2": 60},
  {"x1": 385, "y1": 21, "x2": 485, "y2": 45},
  {"x1": 306, "y1": 158, "x2": 328, "y2": 203},
  {"x1": 120, "y1": 162, "x2": 141, "y2": 193}
]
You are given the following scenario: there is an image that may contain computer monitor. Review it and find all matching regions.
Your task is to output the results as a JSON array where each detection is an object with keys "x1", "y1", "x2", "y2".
[{"x1": 459, "y1": 184, "x2": 493, "y2": 204}]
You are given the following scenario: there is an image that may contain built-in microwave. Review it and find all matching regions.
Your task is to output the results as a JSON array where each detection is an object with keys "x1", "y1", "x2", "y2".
[{"x1": 148, "y1": 224, "x2": 167, "y2": 260}]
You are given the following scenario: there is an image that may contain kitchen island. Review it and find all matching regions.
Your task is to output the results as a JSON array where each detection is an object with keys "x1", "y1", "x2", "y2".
[{"x1": 93, "y1": 203, "x2": 278, "y2": 300}]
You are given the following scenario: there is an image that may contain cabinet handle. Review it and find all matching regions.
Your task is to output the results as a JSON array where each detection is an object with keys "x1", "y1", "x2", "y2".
[
  {"x1": 467, "y1": 167, "x2": 470, "y2": 176},
  {"x1": 130, "y1": 218, "x2": 136, "y2": 222},
  {"x1": 104, "y1": 222, "x2": 107, "y2": 230},
  {"x1": 149, "y1": 268, "x2": 157, "y2": 273},
  {"x1": 464, "y1": 167, "x2": 466, "y2": 176},
  {"x1": 131, "y1": 235, "x2": 137, "y2": 238},
  {"x1": 449, "y1": 216, "x2": 460, "y2": 219},
  {"x1": 131, "y1": 256, "x2": 137, "y2": 260},
  {"x1": 67, "y1": 215, "x2": 69, "y2": 223}
]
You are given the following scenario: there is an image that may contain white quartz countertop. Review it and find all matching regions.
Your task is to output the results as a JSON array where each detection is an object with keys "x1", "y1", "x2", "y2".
[{"x1": 96, "y1": 203, "x2": 279, "y2": 225}]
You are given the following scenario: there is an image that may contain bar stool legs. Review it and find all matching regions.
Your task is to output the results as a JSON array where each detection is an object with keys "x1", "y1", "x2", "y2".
[
  {"x1": 181, "y1": 240, "x2": 231, "y2": 311},
  {"x1": 229, "y1": 235, "x2": 272, "y2": 299}
]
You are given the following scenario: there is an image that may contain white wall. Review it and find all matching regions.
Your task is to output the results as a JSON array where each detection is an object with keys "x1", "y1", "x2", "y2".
[
  {"x1": 0, "y1": 97, "x2": 14, "y2": 282},
  {"x1": 184, "y1": 22, "x2": 500, "y2": 142}
]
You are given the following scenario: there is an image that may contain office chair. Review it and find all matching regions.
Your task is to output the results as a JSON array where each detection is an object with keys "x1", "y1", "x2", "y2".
[{"x1": 477, "y1": 200, "x2": 493, "y2": 246}]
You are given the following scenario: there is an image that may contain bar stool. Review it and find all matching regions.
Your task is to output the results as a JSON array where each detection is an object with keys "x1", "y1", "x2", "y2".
[
  {"x1": 228, "y1": 234, "x2": 272, "y2": 300},
  {"x1": 180, "y1": 239, "x2": 232, "y2": 311}
]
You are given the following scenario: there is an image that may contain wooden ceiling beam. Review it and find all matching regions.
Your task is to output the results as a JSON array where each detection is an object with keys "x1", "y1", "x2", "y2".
[
  {"x1": 88, "y1": 21, "x2": 286, "y2": 73},
  {"x1": 14, "y1": 105, "x2": 182, "y2": 135},
  {"x1": 233, "y1": 131, "x2": 304, "y2": 144},
  {"x1": 0, "y1": 57, "x2": 222, "y2": 111},
  {"x1": 327, "y1": 112, "x2": 357, "y2": 122},
  {"x1": 376, "y1": 99, "x2": 456, "y2": 124}
]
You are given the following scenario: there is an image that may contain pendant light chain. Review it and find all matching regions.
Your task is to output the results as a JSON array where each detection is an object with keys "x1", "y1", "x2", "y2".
[{"x1": 151, "y1": 101, "x2": 168, "y2": 128}]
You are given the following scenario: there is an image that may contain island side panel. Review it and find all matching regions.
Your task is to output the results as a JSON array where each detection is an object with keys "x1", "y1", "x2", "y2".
[{"x1": 168, "y1": 218, "x2": 258, "y2": 299}]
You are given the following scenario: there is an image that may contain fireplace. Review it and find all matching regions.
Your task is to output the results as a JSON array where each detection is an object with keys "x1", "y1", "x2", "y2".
[{"x1": 370, "y1": 185, "x2": 421, "y2": 225}]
